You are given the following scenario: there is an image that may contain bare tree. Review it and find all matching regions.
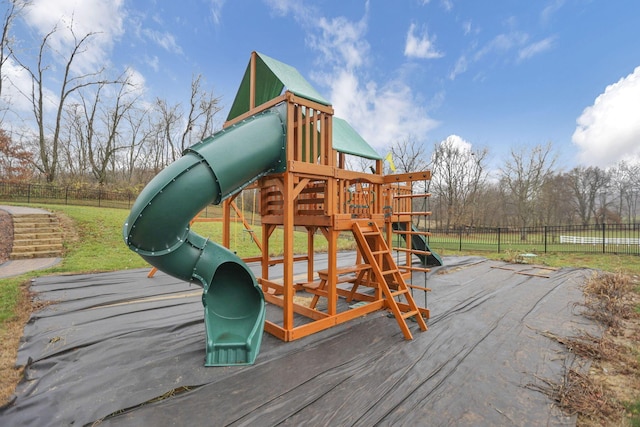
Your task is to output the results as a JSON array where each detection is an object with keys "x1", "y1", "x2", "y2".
[
  {"x1": 153, "y1": 97, "x2": 181, "y2": 164},
  {"x1": 499, "y1": 142, "x2": 556, "y2": 232},
  {"x1": 430, "y1": 136, "x2": 489, "y2": 228},
  {"x1": 120, "y1": 105, "x2": 151, "y2": 183},
  {"x1": 180, "y1": 74, "x2": 221, "y2": 150},
  {"x1": 538, "y1": 172, "x2": 575, "y2": 225},
  {"x1": 566, "y1": 165, "x2": 610, "y2": 225},
  {"x1": 389, "y1": 135, "x2": 429, "y2": 173},
  {"x1": 11, "y1": 25, "x2": 117, "y2": 182},
  {"x1": 609, "y1": 160, "x2": 640, "y2": 222},
  {"x1": 0, "y1": 0, "x2": 28, "y2": 102},
  {"x1": 90, "y1": 79, "x2": 138, "y2": 184}
]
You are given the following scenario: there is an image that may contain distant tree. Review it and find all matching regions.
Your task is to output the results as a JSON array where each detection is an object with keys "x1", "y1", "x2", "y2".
[
  {"x1": 431, "y1": 136, "x2": 489, "y2": 228},
  {"x1": 0, "y1": 128, "x2": 33, "y2": 181},
  {"x1": 566, "y1": 165, "x2": 610, "y2": 225},
  {"x1": 0, "y1": 0, "x2": 29, "y2": 122},
  {"x1": 609, "y1": 160, "x2": 640, "y2": 222},
  {"x1": 389, "y1": 135, "x2": 429, "y2": 173},
  {"x1": 119, "y1": 105, "x2": 152, "y2": 183},
  {"x1": 180, "y1": 74, "x2": 221, "y2": 151},
  {"x1": 11, "y1": 24, "x2": 118, "y2": 182},
  {"x1": 499, "y1": 142, "x2": 556, "y2": 233}
]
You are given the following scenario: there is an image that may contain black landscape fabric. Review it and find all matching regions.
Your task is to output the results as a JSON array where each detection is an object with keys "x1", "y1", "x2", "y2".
[{"x1": 1, "y1": 255, "x2": 599, "y2": 426}]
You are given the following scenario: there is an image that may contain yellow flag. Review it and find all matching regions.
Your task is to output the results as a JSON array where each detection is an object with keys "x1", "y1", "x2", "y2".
[{"x1": 385, "y1": 152, "x2": 396, "y2": 172}]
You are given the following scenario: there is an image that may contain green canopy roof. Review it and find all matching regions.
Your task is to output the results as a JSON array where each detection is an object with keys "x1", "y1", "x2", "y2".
[
  {"x1": 227, "y1": 52, "x2": 381, "y2": 161},
  {"x1": 227, "y1": 52, "x2": 329, "y2": 122},
  {"x1": 332, "y1": 117, "x2": 382, "y2": 160}
]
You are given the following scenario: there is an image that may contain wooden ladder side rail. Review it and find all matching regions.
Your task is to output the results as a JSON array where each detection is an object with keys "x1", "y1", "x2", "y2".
[{"x1": 352, "y1": 221, "x2": 428, "y2": 340}]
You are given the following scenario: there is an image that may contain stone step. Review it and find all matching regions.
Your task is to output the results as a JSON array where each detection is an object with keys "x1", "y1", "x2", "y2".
[
  {"x1": 12, "y1": 214, "x2": 58, "y2": 223},
  {"x1": 13, "y1": 222, "x2": 60, "y2": 231},
  {"x1": 11, "y1": 241, "x2": 64, "y2": 252},
  {"x1": 10, "y1": 232, "x2": 63, "y2": 241},
  {"x1": 10, "y1": 250, "x2": 63, "y2": 260},
  {"x1": 9, "y1": 212, "x2": 64, "y2": 260}
]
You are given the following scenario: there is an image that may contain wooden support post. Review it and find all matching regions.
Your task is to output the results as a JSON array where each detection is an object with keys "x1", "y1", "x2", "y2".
[
  {"x1": 222, "y1": 199, "x2": 231, "y2": 248},
  {"x1": 327, "y1": 229, "x2": 338, "y2": 315},
  {"x1": 307, "y1": 227, "x2": 315, "y2": 283},
  {"x1": 283, "y1": 172, "x2": 295, "y2": 332},
  {"x1": 250, "y1": 51, "x2": 256, "y2": 110}
]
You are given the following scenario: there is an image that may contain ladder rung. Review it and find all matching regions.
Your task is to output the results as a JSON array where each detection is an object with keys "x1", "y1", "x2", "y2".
[
  {"x1": 382, "y1": 269, "x2": 399, "y2": 275},
  {"x1": 391, "y1": 230, "x2": 432, "y2": 237},
  {"x1": 371, "y1": 250, "x2": 387, "y2": 255},
  {"x1": 392, "y1": 211, "x2": 432, "y2": 216},
  {"x1": 401, "y1": 310, "x2": 419, "y2": 319},
  {"x1": 390, "y1": 289, "x2": 408, "y2": 297},
  {"x1": 394, "y1": 247, "x2": 432, "y2": 256},
  {"x1": 362, "y1": 231, "x2": 380, "y2": 236},
  {"x1": 408, "y1": 284, "x2": 431, "y2": 292},
  {"x1": 393, "y1": 193, "x2": 432, "y2": 199},
  {"x1": 403, "y1": 266, "x2": 431, "y2": 273}
]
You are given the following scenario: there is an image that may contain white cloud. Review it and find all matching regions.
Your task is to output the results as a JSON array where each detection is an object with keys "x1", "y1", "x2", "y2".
[
  {"x1": 462, "y1": 20, "x2": 472, "y2": 36},
  {"x1": 449, "y1": 55, "x2": 467, "y2": 80},
  {"x1": 141, "y1": 29, "x2": 183, "y2": 54},
  {"x1": 268, "y1": 2, "x2": 440, "y2": 151},
  {"x1": 209, "y1": 0, "x2": 226, "y2": 26},
  {"x1": 541, "y1": 0, "x2": 565, "y2": 24},
  {"x1": 404, "y1": 23, "x2": 444, "y2": 59},
  {"x1": 440, "y1": 134, "x2": 472, "y2": 152},
  {"x1": 518, "y1": 36, "x2": 555, "y2": 61},
  {"x1": 145, "y1": 55, "x2": 160, "y2": 72},
  {"x1": 327, "y1": 71, "x2": 439, "y2": 149},
  {"x1": 22, "y1": 0, "x2": 126, "y2": 73},
  {"x1": 572, "y1": 66, "x2": 640, "y2": 167},
  {"x1": 312, "y1": 15, "x2": 369, "y2": 69},
  {"x1": 474, "y1": 31, "x2": 529, "y2": 61},
  {"x1": 1, "y1": 57, "x2": 57, "y2": 113}
]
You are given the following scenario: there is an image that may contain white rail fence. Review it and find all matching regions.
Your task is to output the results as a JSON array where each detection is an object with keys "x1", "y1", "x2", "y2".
[{"x1": 560, "y1": 235, "x2": 640, "y2": 245}]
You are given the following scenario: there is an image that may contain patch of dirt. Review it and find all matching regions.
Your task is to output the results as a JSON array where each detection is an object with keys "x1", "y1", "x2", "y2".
[
  {"x1": 535, "y1": 271, "x2": 640, "y2": 426},
  {"x1": 0, "y1": 209, "x2": 13, "y2": 263},
  {"x1": 0, "y1": 285, "x2": 34, "y2": 406}
]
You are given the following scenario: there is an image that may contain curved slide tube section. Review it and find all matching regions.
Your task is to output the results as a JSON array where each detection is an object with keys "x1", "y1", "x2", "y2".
[{"x1": 124, "y1": 105, "x2": 286, "y2": 366}]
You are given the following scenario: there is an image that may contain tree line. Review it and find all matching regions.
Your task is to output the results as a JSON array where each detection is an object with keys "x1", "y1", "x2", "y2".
[
  {"x1": 0, "y1": 1, "x2": 221, "y2": 189},
  {"x1": 1, "y1": 1, "x2": 638, "y2": 228},
  {"x1": 389, "y1": 136, "x2": 639, "y2": 228}
]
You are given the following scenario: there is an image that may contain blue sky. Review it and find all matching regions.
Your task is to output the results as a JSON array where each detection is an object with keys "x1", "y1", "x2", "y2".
[{"x1": 6, "y1": 0, "x2": 640, "y2": 171}]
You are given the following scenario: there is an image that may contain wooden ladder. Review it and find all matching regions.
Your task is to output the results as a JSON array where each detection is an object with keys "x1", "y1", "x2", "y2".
[{"x1": 352, "y1": 221, "x2": 428, "y2": 339}]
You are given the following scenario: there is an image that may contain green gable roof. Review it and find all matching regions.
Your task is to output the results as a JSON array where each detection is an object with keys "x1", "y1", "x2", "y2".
[
  {"x1": 227, "y1": 52, "x2": 330, "y2": 122},
  {"x1": 332, "y1": 117, "x2": 382, "y2": 160},
  {"x1": 226, "y1": 52, "x2": 381, "y2": 161}
]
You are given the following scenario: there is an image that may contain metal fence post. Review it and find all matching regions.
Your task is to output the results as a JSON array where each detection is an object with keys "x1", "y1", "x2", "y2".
[
  {"x1": 497, "y1": 227, "x2": 501, "y2": 253},
  {"x1": 602, "y1": 223, "x2": 606, "y2": 254},
  {"x1": 544, "y1": 226, "x2": 548, "y2": 253}
]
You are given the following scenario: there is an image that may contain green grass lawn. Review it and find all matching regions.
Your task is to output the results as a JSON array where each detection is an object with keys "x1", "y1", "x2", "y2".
[{"x1": 0, "y1": 204, "x2": 355, "y2": 325}]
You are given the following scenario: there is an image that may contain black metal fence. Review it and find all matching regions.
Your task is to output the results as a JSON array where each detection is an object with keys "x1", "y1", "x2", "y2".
[
  {"x1": 0, "y1": 181, "x2": 136, "y2": 209},
  {"x1": 2, "y1": 181, "x2": 639, "y2": 255},
  {"x1": 429, "y1": 223, "x2": 640, "y2": 255}
]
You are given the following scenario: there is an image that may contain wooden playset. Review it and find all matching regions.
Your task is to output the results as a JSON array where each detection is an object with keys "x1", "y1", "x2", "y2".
[{"x1": 215, "y1": 52, "x2": 440, "y2": 342}]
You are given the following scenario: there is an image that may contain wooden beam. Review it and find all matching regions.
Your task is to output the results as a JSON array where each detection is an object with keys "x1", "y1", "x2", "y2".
[
  {"x1": 250, "y1": 51, "x2": 256, "y2": 110},
  {"x1": 383, "y1": 171, "x2": 432, "y2": 183}
]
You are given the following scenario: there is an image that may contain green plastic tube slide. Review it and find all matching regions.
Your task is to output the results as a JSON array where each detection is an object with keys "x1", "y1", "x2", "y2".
[
  {"x1": 392, "y1": 222, "x2": 443, "y2": 266},
  {"x1": 123, "y1": 104, "x2": 286, "y2": 366}
]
